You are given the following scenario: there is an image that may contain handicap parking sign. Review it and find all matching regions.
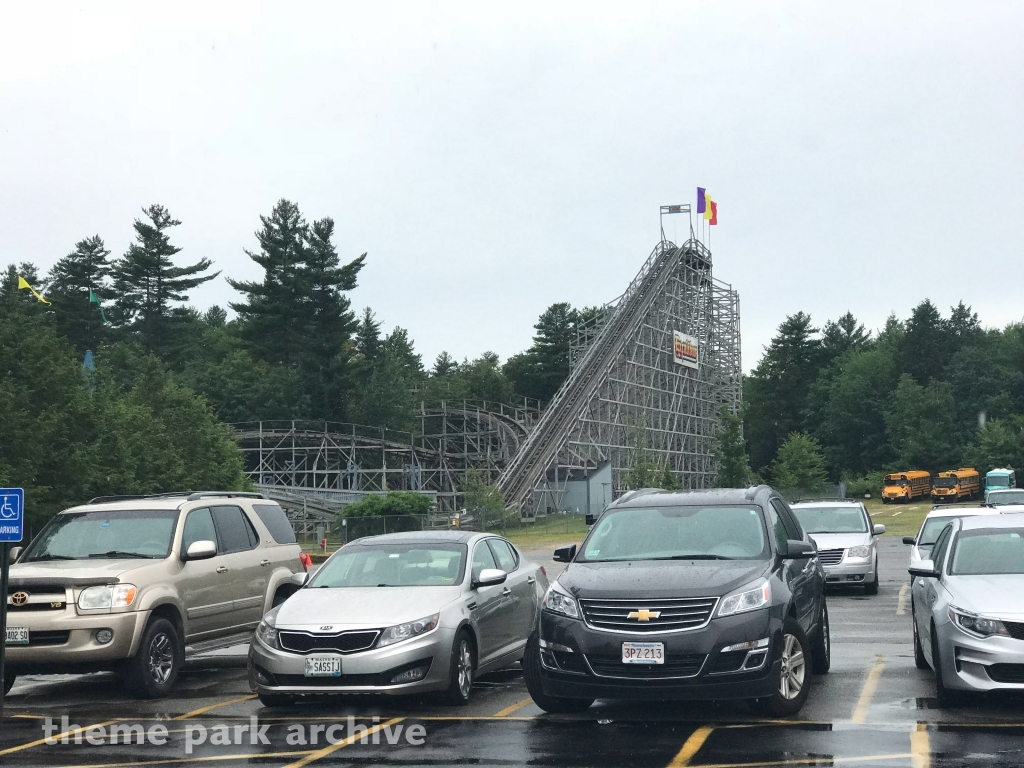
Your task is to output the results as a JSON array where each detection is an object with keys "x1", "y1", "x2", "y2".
[{"x1": 0, "y1": 488, "x2": 24, "y2": 542}]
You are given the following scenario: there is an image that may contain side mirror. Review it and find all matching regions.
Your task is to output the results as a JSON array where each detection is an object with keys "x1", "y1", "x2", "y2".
[
  {"x1": 553, "y1": 544, "x2": 577, "y2": 563},
  {"x1": 183, "y1": 540, "x2": 217, "y2": 561},
  {"x1": 785, "y1": 540, "x2": 816, "y2": 559},
  {"x1": 902, "y1": 536, "x2": 917, "y2": 546},
  {"x1": 289, "y1": 572, "x2": 309, "y2": 588},
  {"x1": 473, "y1": 568, "x2": 507, "y2": 588},
  {"x1": 873, "y1": 524, "x2": 886, "y2": 535},
  {"x1": 909, "y1": 559, "x2": 939, "y2": 578},
  {"x1": 9, "y1": 546, "x2": 22, "y2": 563}
]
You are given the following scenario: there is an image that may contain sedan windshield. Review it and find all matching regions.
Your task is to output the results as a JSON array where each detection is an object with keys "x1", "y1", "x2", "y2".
[
  {"x1": 793, "y1": 506, "x2": 868, "y2": 534},
  {"x1": 988, "y1": 490, "x2": 1024, "y2": 506},
  {"x1": 950, "y1": 529, "x2": 1024, "y2": 575},
  {"x1": 579, "y1": 505, "x2": 768, "y2": 562},
  {"x1": 918, "y1": 517, "x2": 956, "y2": 547},
  {"x1": 309, "y1": 543, "x2": 467, "y2": 587},
  {"x1": 24, "y1": 510, "x2": 178, "y2": 561}
]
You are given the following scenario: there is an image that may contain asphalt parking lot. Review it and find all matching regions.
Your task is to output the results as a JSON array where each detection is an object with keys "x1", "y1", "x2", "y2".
[{"x1": 2, "y1": 538, "x2": 1023, "y2": 767}]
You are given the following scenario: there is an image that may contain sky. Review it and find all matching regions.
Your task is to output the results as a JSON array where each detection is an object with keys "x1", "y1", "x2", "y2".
[{"x1": 1, "y1": 1, "x2": 1022, "y2": 372}]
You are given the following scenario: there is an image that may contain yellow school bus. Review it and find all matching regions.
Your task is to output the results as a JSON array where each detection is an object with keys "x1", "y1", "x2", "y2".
[
  {"x1": 882, "y1": 470, "x2": 931, "y2": 503},
  {"x1": 931, "y1": 468, "x2": 981, "y2": 502}
]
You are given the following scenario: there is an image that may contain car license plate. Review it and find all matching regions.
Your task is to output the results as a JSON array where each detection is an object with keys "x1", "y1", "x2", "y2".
[
  {"x1": 303, "y1": 655, "x2": 342, "y2": 677},
  {"x1": 5, "y1": 627, "x2": 29, "y2": 646},
  {"x1": 622, "y1": 641, "x2": 664, "y2": 664}
]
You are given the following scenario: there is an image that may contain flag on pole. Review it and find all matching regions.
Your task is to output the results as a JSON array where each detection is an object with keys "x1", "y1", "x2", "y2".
[
  {"x1": 17, "y1": 276, "x2": 51, "y2": 305},
  {"x1": 89, "y1": 290, "x2": 108, "y2": 323},
  {"x1": 707, "y1": 198, "x2": 718, "y2": 226},
  {"x1": 697, "y1": 188, "x2": 718, "y2": 225},
  {"x1": 697, "y1": 187, "x2": 707, "y2": 214}
]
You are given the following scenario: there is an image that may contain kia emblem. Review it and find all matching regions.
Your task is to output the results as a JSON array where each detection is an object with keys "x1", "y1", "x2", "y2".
[{"x1": 320, "y1": 625, "x2": 333, "y2": 631}]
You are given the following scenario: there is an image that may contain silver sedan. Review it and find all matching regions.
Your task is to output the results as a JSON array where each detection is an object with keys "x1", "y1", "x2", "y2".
[
  {"x1": 248, "y1": 530, "x2": 548, "y2": 706},
  {"x1": 910, "y1": 514, "x2": 1024, "y2": 705}
]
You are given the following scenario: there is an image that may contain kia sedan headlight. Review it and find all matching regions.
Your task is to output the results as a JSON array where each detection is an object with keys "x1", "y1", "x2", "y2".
[
  {"x1": 255, "y1": 616, "x2": 279, "y2": 649},
  {"x1": 377, "y1": 614, "x2": 439, "y2": 648},
  {"x1": 948, "y1": 606, "x2": 1010, "y2": 638},
  {"x1": 78, "y1": 584, "x2": 137, "y2": 610},
  {"x1": 717, "y1": 580, "x2": 771, "y2": 617},
  {"x1": 847, "y1": 545, "x2": 872, "y2": 559},
  {"x1": 543, "y1": 583, "x2": 580, "y2": 619}
]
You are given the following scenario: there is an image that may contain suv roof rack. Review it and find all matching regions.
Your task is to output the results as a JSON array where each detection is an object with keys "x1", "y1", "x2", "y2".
[
  {"x1": 186, "y1": 491, "x2": 266, "y2": 501},
  {"x1": 791, "y1": 497, "x2": 853, "y2": 504}
]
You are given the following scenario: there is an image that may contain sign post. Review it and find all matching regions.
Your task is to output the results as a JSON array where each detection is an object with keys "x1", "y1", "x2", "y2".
[{"x1": 0, "y1": 487, "x2": 25, "y2": 729}]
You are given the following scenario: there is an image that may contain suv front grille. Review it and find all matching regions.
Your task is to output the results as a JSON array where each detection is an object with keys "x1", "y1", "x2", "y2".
[
  {"x1": 586, "y1": 653, "x2": 706, "y2": 678},
  {"x1": 578, "y1": 597, "x2": 719, "y2": 633},
  {"x1": 278, "y1": 630, "x2": 380, "y2": 655},
  {"x1": 817, "y1": 549, "x2": 844, "y2": 566},
  {"x1": 7, "y1": 588, "x2": 68, "y2": 612}
]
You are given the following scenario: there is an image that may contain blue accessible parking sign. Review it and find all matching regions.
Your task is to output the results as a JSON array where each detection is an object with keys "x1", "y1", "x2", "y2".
[{"x1": 0, "y1": 488, "x2": 24, "y2": 543}]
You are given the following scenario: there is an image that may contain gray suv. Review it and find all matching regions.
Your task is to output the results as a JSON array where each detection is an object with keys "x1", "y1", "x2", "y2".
[{"x1": 4, "y1": 492, "x2": 304, "y2": 698}]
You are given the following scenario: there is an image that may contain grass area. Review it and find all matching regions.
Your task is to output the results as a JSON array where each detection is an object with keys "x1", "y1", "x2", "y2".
[
  {"x1": 862, "y1": 497, "x2": 929, "y2": 539},
  {"x1": 502, "y1": 515, "x2": 591, "y2": 550}
]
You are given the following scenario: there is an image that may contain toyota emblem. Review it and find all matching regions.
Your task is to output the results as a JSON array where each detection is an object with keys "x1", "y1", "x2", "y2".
[{"x1": 11, "y1": 591, "x2": 29, "y2": 606}]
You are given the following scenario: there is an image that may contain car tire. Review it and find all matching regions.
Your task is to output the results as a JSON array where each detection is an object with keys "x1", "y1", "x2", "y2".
[
  {"x1": 864, "y1": 574, "x2": 879, "y2": 595},
  {"x1": 810, "y1": 600, "x2": 831, "y2": 675},
  {"x1": 440, "y1": 629, "x2": 476, "y2": 706},
  {"x1": 749, "y1": 618, "x2": 811, "y2": 718},
  {"x1": 258, "y1": 693, "x2": 295, "y2": 707},
  {"x1": 931, "y1": 622, "x2": 962, "y2": 707},
  {"x1": 3, "y1": 671, "x2": 15, "y2": 695},
  {"x1": 522, "y1": 632, "x2": 594, "y2": 714},
  {"x1": 122, "y1": 617, "x2": 183, "y2": 699},
  {"x1": 912, "y1": 605, "x2": 928, "y2": 670}
]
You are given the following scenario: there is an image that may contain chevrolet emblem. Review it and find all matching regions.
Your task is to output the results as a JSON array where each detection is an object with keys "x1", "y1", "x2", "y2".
[
  {"x1": 11, "y1": 591, "x2": 29, "y2": 606},
  {"x1": 626, "y1": 609, "x2": 661, "y2": 621}
]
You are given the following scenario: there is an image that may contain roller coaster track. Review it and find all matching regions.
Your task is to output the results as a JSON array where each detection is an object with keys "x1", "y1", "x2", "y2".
[{"x1": 497, "y1": 239, "x2": 713, "y2": 510}]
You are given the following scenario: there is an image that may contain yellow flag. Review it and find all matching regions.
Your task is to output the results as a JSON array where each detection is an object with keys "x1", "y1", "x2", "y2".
[{"x1": 17, "y1": 275, "x2": 51, "y2": 305}]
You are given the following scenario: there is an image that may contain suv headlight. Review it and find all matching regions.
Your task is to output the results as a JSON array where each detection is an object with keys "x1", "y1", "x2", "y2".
[
  {"x1": 542, "y1": 582, "x2": 580, "y2": 619},
  {"x1": 717, "y1": 580, "x2": 771, "y2": 617},
  {"x1": 78, "y1": 584, "x2": 137, "y2": 611},
  {"x1": 847, "y1": 545, "x2": 872, "y2": 559},
  {"x1": 377, "y1": 614, "x2": 439, "y2": 648},
  {"x1": 255, "y1": 616, "x2": 279, "y2": 649},
  {"x1": 948, "y1": 606, "x2": 1009, "y2": 638}
]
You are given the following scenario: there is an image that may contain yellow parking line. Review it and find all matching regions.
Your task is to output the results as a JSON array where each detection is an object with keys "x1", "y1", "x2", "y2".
[
  {"x1": 281, "y1": 717, "x2": 405, "y2": 768},
  {"x1": 0, "y1": 719, "x2": 119, "y2": 756},
  {"x1": 668, "y1": 725, "x2": 713, "y2": 766},
  {"x1": 172, "y1": 694, "x2": 257, "y2": 720},
  {"x1": 493, "y1": 697, "x2": 535, "y2": 718},
  {"x1": 910, "y1": 722, "x2": 930, "y2": 768},
  {"x1": 897, "y1": 584, "x2": 910, "y2": 615},
  {"x1": 851, "y1": 654, "x2": 886, "y2": 724},
  {"x1": 54, "y1": 750, "x2": 312, "y2": 768}
]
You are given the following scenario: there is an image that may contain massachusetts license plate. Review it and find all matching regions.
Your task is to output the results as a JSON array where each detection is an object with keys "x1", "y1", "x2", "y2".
[
  {"x1": 622, "y1": 641, "x2": 664, "y2": 664},
  {"x1": 5, "y1": 627, "x2": 29, "y2": 646},
  {"x1": 304, "y1": 655, "x2": 342, "y2": 677}
]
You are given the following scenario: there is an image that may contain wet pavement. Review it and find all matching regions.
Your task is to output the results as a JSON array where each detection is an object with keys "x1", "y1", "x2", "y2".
[{"x1": 2, "y1": 538, "x2": 1023, "y2": 767}]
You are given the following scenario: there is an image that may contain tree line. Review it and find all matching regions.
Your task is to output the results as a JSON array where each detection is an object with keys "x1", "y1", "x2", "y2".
[
  {"x1": 738, "y1": 302, "x2": 1024, "y2": 491},
  {"x1": 1, "y1": 199, "x2": 593, "y2": 524}
]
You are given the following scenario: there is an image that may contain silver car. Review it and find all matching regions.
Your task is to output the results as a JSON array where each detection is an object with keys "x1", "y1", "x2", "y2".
[
  {"x1": 790, "y1": 501, "x2": 884, "y2": 594},
  {"x1": 248, "y1": 531, "x2": 548, "y2": 706},
  {"x1": 903, "y1": 505, "x2": 1001, "y2": 571},
  {"x1": 910, "y1": 514, "x2": 1024, "y2": 705},
  {"x1": 985, "y1": 488, "x2": 1024, "y2": 514}
]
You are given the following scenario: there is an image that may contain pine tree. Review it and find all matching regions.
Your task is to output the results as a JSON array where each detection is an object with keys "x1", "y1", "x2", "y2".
[
  {"x1": 47, "y1": 235, "x2": 113, "y2": 353},
  {"x1": 355, "y1": 308, "x2": 383, "y2": 364},
  {"x1": 713, "y1": 404, "x2": 750, "y2": 487},
  {"x1": 432, "y1": 351, "x2": 457, "y2": 377},
  {"x1": 228, "y1": 200, "x2": 310, "y2": 366},
  {"x1": 112, "y1": 205, "x2": 218, "y2": 354}
]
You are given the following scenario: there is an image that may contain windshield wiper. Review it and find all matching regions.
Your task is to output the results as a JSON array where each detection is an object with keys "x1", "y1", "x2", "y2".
[
  {"x1": 26, "y1": 554, "x2": 76, "y2": 561},
  {"x1": 87, "y1": 550, "x2": 158, "y2": 559},
  {"x1": 654, "y1": 554, "x2": 735, "y2": 560}
]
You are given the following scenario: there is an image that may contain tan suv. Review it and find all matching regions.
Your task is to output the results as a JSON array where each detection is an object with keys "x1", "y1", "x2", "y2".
[{"x1": 4, "y1": 492, "x2": 304, "y2": 698}]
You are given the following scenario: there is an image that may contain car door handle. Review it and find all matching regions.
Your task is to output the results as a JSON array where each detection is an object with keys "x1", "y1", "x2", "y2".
[
  {"x1": 467, "y1": 602, "x2": 478, "y2": 611},
  {"x1": 260, "y1": 559, "x2": 270, "y2": 567},
  {"x1": 216, "y1": 566, "x2": 228, "y2": 574},
  {"x1": 502, "y1": 588, "x2": 512, "y2": 597},
  {"x1": 527, "y1": 577, "x2": 536, "y2": 584}
]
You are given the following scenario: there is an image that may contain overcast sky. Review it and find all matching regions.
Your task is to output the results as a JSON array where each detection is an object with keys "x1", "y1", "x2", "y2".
[{"x1": 2, "y1": 1, "x2": 1022, "y2": 372}]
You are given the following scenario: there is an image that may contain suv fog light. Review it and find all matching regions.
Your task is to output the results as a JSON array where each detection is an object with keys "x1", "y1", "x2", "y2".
[
  {"x1": 743, "y1": 650, "x2": 768, "y2": 669},
  {"x1": 95, "y1": 628, "x2": 114, "y2": 644},
  {"x1": 391, "y1": 666, "x2": 428, "y2": 684}
]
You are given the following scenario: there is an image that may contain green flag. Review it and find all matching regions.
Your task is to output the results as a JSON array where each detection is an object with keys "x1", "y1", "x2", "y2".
[{"x1": 89, "y1": 290, "x2": 108, "y2": 323}]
